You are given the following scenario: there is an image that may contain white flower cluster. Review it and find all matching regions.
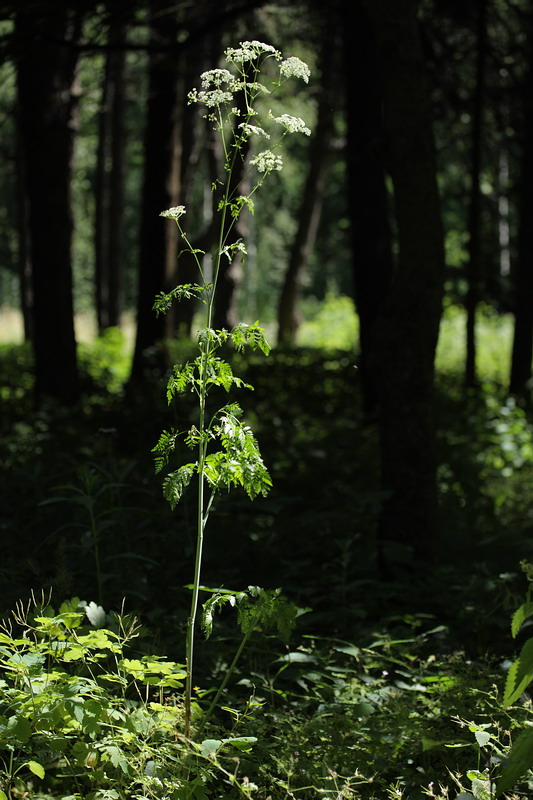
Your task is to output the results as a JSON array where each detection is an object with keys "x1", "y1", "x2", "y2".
[
  {"x1": 188, "y1": 88, "x2": 234, "y2": 107},
  {"x1": 188, "y1": 68, "x2": 240, "y2": 108},
  {"x1": 271, "y1": 113, "x2": 311, "y2": 136},
  {"x1": 279, "y1": 56, "x2": 311, "y2": 84},
  {"x1": 250, "y1": 150, "x2": 283, "y2": 173},
  {"x1": 160, "y1": 206, "x2": 186, "y2": 220},
  {"x1": 225, "y1": 40, "x2": 281, "y2": 64},
  {"x1": 200, "y1": 68, "x2": 234, "y2": 89},
  {"x1": 238, "y1": 123, "x2": 270, "y2": 139}
]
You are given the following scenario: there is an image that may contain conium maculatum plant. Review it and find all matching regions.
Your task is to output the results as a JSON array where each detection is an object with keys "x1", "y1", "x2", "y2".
[{"x1": 152, "y1": 41, "x2": 311, "y2": 737}]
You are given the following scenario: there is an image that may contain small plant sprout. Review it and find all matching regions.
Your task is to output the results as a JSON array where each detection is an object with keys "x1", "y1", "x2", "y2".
[{"x1": 152, "y1": 41, "x2": 311, "y2": 737}]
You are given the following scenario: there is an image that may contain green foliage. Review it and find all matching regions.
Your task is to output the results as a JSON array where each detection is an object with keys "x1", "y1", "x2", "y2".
[{"x1": 298, "y1": 293, "x2": 359, "y2": 350}]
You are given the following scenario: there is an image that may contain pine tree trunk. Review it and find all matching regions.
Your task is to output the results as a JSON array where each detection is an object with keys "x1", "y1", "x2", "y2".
[
  {"x1": 129, "y1": 0, "x2": 180, "y2": 382},
  {"x1": 509, "y1": 4, "x2": 533, "y2": 402},
  {"x1": 344, "y1": 0, "x2": 393, "y2": 414},
  {"x1": 465, "y1": 0, "x2": 488, "y2": 389},
  {"x1": 15, "y1": 3, "x2": 81, "y2": 404},
  {"x1": 363, "y1": 0, "x2": 445, "y2": 568},
  {"x1": 95, "y1": 15, "x2": 127, "y2": 332}
]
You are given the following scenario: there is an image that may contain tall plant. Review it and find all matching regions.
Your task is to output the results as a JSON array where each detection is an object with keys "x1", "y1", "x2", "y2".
[{"x1": 152, "y1": 41, "x2": 311, "y2": 737}]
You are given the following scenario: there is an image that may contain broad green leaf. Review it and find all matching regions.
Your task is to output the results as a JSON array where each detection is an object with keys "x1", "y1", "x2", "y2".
[
  {"x1": 276, "y1": 651, "x2": 316, "y2": 663},
  {"x1": 333, "y1": 644, "x2": 360, "y2": 657},
  {"x1": 226, "y1": 736, "x2": 257, "y2": 752},
  {"x1": 474, "y1": 730, "x2": 491, "y2": 747},
  {"x1": 353, "y1": 701, "x2": 375, "y2": 717},
  {"x1": 512, "y1": 603, "x2": 533, "y2": 638},
  {"x1": 27, "y1": 761, "x2": 45, "y2": 779},
  {"x1": 495, "y1": 727, "x2": 533, "y2": 795},
  {"x1": 504, "y1": 638, "x2": 533, "y2": 705},
  {"x1": 7, "y1": 715, "x2": 31, "y2": 743},
  {"x1": 62, "y1": 646, "x2": 85, "y2": 661},
  {"x1": 200, "y1": 738, "x2": 222, "y2": 758},
  {"x1": 0, "y1": 791, "x2": 7, "y2": 800}
]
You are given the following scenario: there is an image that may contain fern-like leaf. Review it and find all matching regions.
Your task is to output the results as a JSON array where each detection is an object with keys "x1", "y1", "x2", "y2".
[
  {"x1": 231, "y1": 322, "x2": 270, "y2": 355},
  {"x1": 162, "y1": 464, "x2": 196, "y2": 510},
  {"x1": 152, "y1": 430, "x2": 180, "y2": 473}
]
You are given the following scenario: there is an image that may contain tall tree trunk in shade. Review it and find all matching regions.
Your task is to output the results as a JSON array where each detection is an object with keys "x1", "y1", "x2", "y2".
[
  {"x1": 362, "y1": 0, "x2": 445, "y2": 569},
  {"x1": 509, "y1": 4, "x2": 533, "y2": 403},
  {"x1": 95, "y1": 14, "x2": 128, "y2": 333},
  {"x1": 15, "y1": 3, "x2": 81, "y2": 405},
  {"x1": 344, "y1": 0, "x2": 393, "y2": 414},
  {"x1": 129, "y1": 0, "x2": 180, "y2": 383},
  {"x1": 465, "y1": 0, "x2": 488, "y2": 389},
  {"x1": 277, "y1": 27, "x2": 336, "y2": 346},
  {"x1": 15, "y1": 121, "x2": 33, "y2": 342}
]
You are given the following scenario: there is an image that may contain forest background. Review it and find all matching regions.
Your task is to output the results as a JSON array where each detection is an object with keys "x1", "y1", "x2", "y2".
[{"x1": 3, "y1": 0, "x2": 533, "y2": 796}]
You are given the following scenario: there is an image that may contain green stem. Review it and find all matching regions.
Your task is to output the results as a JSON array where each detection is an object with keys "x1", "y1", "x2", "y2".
[
  {"x1": 185, "y1": 357, "x2": 208, "y2": 738},
  {"x1": 198, "y1": 627, "x2": 253, "y2": 735}
]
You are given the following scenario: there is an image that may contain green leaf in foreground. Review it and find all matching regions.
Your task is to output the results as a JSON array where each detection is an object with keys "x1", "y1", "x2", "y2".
[
  {"x1": 27, "y1": 760, "x2": 45, "y2": 779},
  {"x1": 511, "y1": 602, "x2": 533, "y2": 638},
  {"x1": 495, "y1": 726, "x2": 533, "y2": 795},
  {"x1": 503, "y1": 637, "x2": 533, "y2": 705}
]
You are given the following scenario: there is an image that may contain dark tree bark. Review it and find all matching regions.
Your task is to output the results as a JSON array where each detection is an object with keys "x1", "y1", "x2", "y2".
[
  {"x1": 277, "y1": 29, "x2": 336, "y2": 346},
  {"x1": 129, "y1": 0, "x2": 180, "y2": 382},
  {"x1": 362, "y1": 0, "x2": 445, "y2": 567},
  {"x1": 95, "y1": 13, "x2": 128, "y2": 332},
  {"x1": 344, "y1": 0, "x2": 393, "y2": 414},
  {"x1": 465, "y1": 0, "x2": 488, "y2": 389},
  {"x1": 509, "y1": 4, "x2": 533, "y2": 402},
  {"x1": 15, "y1": 123, "x2": 33, "y2": 342},
  {"x1": 15, "y1": 2, "x2": 81, "y2": 405}
]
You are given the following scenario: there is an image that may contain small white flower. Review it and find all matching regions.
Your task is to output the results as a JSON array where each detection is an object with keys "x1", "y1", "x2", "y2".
[
  {"x1": 271, "y1": 113, "x2": 311, "y2": 136},
  {"x1": 160, "y1": 206, "x2": 186, "y2": 220},
  {"x1": 225, "y1": 40, "x2": 281, "y2": 64},
  {"x1": 189, "y1": 88, "x2": 234, "y2": 107},
  {"x1": 200, "y1": 68, "x2": 233, "y2": 88},
  {"x1": 238, "y1": 123, "x2": 270, "y2": 139},
  {"x1": 250, "y1": 150, "x2": 283, "y2": 173},
  {"x1": 279, "y1": 56, "x2": 311, "y2": 83}
]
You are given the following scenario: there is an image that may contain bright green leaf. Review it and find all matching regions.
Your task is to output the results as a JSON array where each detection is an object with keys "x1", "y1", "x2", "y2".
[
  {"x1": 496, "y1": 727, "x2": 533, "y2": 795},
  {"x1": 27, "y1": 761, "x2": 45, "y2": 779},
  {"x1": 504, "y1": 638, "x2": 533, "y2": 705},
  {"x1": 512, "y1": 603, "x2": 533, "y2": 638}
]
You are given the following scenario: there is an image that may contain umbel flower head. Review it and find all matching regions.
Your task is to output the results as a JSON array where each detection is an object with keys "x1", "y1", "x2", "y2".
[
  {"x1": 160, "y1": 206, "x2": 186, "y2": 220},
  {"x1": 279, "y1": 56, "x2": 311, "y2": 84}
]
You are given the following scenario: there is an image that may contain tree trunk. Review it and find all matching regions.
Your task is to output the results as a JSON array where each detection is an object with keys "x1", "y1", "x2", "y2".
[
  {"x1": 15, "y1": 121, "x2": 33, "y2": 342},
  {"x1": 344, "y1": 0, "x2": 393, "y2": 414},
  {"x1": 95, "y1": 14, "x2": 127, "y2": 332},
  {"x1": 277, "y1": 29, "x2": 336, "y2": 346},
  {"x1": 129, "y1": 0, "x2": 180, "y2": 382},
  {"x1": 465, "y1": 0, "x2": 488, "y2": 389},
  {"x1": 509, "y1": 4, "x2": 533, "y2": 402},
  {"x1": 15, "y1": 3, "x2": 81, "y2": 404},
  {"x1": 363, "y1": 0, "x2": 445, "y2": 568}
]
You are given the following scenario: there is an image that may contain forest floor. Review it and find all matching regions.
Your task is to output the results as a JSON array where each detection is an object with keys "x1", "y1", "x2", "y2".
[{"x1": 0, "y1": 309, "x2": 532, "y2": 798}]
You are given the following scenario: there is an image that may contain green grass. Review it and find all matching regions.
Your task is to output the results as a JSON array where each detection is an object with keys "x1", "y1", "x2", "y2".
[{"x1": 436, "y1": 303, "x2": 513, "y2": 383}]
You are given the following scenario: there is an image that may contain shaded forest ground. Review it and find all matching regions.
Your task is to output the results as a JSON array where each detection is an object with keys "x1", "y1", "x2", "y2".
[
  {"x1": 2, "y1": 307, "x2": 533, "y2": 797},
  {"x1": 1, "y1": 305, "x2": 531, "y2": 639}
]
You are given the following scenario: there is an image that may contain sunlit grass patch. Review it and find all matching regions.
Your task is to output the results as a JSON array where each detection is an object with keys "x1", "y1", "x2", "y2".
[{"x1": 436, "y1": 304, "x2": 512, "y2": 383}]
